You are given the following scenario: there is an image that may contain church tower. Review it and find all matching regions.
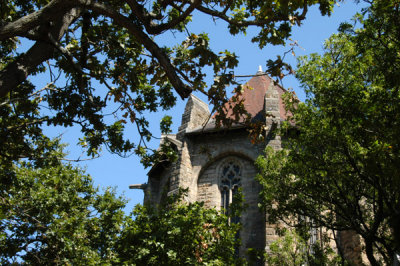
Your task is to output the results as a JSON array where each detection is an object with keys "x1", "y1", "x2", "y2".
[
  {"x1": 130, "y1": 67, "x2": 367, "y2": 265},
  {"x1": 142, "y1": 68, "x2": 288, "y2": 257}
]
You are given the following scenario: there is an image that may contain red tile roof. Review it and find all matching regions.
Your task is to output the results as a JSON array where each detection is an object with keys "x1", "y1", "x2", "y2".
[
  {"x1": 215, "y1": 73, "x2": 288, "y2": 121},
  {"x1": 238, "y1": 73, "x2": 288, "y2": 120},
  {"x1": 187, "y1": 73, "x2": 290, "y2": 134}
]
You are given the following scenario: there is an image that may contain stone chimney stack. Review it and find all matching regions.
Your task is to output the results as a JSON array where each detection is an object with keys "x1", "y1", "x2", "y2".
[
  {"x1": 264, "y1": 79, "x2": 280, "y2": 119},
  {"x1": 264, "y1": 78, "x2": 281, "y2": 149}
]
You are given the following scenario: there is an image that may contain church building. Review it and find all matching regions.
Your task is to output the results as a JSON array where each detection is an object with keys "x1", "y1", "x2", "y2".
[
  {"x1": 133, "y1": 67, "x2": 363, "y2": 264},
  {"x1": 141, "y1": 67, "x2": 285, "y2": 255}
]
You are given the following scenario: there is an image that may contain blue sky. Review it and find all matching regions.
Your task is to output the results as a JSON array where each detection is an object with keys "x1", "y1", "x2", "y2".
[{"x1": 31, "y1": 1, "x2": 366, "y2": 213}]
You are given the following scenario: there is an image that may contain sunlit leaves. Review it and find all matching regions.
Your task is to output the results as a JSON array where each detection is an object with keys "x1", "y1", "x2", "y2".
[
  {"x1": 0, "y1": 0, "x2": 336, "y2": 170},
  {"x1": 117, "y1": 189, "x2": 242, "y2": 265},
  {"x1": 160, "y1": 115, "x2": 173, "y2": 134},
  {"x1": 257, "y1": 1, "x2": 400, "y2": 264},
  {"x1": 1, "y1": 144, "x2": 243, "y2": 264},
  {"x1": 0, "y1": 154, "x2": 127, "y2": 264}
]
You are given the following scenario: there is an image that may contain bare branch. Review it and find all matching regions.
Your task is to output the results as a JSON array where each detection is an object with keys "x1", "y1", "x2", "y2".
[
  {"x1": 29, "y1": 82, "x2": 56, "y2": 97},
  {"x1": 60, "y1": 155, "x2": 100, "y2": 162}
]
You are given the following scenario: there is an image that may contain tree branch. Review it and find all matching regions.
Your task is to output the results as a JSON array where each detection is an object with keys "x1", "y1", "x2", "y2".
[
  {"x1": 0, "y1": 0, "x2": 76, "y2": 40},
  {"x1": 87, "y1": 2, "x2": 192, "y2": 99},
  {"x1": 127, "y1": 0, "x2": 202, "y2": 35},
  {"x1": 196, "y1": 1, "x2": 308, "y2": 27},
  {"x1": 196, "y1": 5, "x2": 284, "y2": 26},
  {"x1": 6, "y1": 118, "x2": 49, "y2": 131},
  {"x1": 0, "y1": 8, "x2": 81, "y2": 99}
]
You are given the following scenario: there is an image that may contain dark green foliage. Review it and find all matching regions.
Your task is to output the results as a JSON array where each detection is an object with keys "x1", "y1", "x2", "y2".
[
  {"x1": 117, "y1": 189, "x2": 243, "y2": 265},
  {"x1": 0, "y1": 0, "x2": 343, "y2": 264},
  {"x1": 0, "y1": 147, "x2": 242, "y2": 264},
  {"x1": 0, "y1": 150, "x2": 127, "y2": 264},
  {"x1": 256, "y1": 1, "x2": 400, "y2": 265},
  {"x1": 0, "y1": 0, "x2": 336, "y2": 169}
]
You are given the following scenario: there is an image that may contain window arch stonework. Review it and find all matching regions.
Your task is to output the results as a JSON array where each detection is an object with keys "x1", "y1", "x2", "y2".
[
  {"x1": 196, "y1": 156, "x2": 246, "y2": 210},
  {"x1": 218, "y1": 159, "x2": 243, "y2": 215},
  {"x1": 196, "y1": 155, "x2": 266, "y2": 255}
]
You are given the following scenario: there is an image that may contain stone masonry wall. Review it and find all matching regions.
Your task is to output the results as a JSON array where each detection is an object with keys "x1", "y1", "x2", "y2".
[
  {"x1": 145, "y1": 76, "x2": 367, "y2": 265},
  {"x1": 146, "y1": 78, "x2": 286, "y2": 263},
  {"x1": 187, "y1": 130, "x2": 267, "y2": 257}
]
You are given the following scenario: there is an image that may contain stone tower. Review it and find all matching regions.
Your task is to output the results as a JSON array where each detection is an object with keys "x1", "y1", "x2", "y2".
[
  {"x1": 142, "y1": 68, "x2": 288, "y2": 257},
  {"x1": 132, "y1": 68, "x2": 366, "y2": 265}
]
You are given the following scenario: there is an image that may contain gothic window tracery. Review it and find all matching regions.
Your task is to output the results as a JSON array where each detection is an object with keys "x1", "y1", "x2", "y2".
[{"x1": 220, "y1": 161, "x2": 241, "y2": 218}]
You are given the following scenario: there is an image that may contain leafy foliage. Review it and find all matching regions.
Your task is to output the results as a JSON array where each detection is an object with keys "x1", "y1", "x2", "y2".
[
  {"x1": 117, "y1": 190, "x2": 243, "y2": 265},
  {"x1": 256, "y1": 1, "x2": 400, "y2": 265},
  {"x1": 0, "y1": 0, "x2": 336, "y2": 169},
  {"x1": 0, "y1": 146, "x2": 242, "y2": 264},
  {"x1": 0, "y1": 149, "x2": 127, "y2": 264},
  {"x1": 265, "y1": 229, "x2": 342, "y2": 266}
]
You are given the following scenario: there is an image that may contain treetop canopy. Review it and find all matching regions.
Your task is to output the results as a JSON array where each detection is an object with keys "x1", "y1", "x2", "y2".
[{"x1": 0, "y1": 0, "x2": 335, "y2": 166}]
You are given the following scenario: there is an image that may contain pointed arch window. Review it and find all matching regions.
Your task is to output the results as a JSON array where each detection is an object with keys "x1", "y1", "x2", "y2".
[{"x1": 220, "y1": 161, "x2": 241, "y2": 219}]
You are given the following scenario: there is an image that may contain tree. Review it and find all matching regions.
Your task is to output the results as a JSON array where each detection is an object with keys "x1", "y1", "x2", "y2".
[
  {"x1": 1, "y1": 1, "x2": 340, "y2": 263},
  {"x1": 0, "y1": 0, "x2": 336, "y2": 168},
  {"x1": 0, "y1": 144, "x2": 127, "y2": 264},
  {"x1": 0, "y1": 144, "x2": 242, "y2": 264},
  {"x1": 256, "y1": 1, "x2": 400, "y2": 265},
  {"x1": 117, "y1": 189, "x2": 243, "y2": 265},
  {"x1": 264, "y1": 229, "x2": 342, "y2": 266}
]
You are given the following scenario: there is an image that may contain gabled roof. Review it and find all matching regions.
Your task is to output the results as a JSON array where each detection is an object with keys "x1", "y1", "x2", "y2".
[{"x1": 187, "y1": 72, "x2": 289, "y2": 134}]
